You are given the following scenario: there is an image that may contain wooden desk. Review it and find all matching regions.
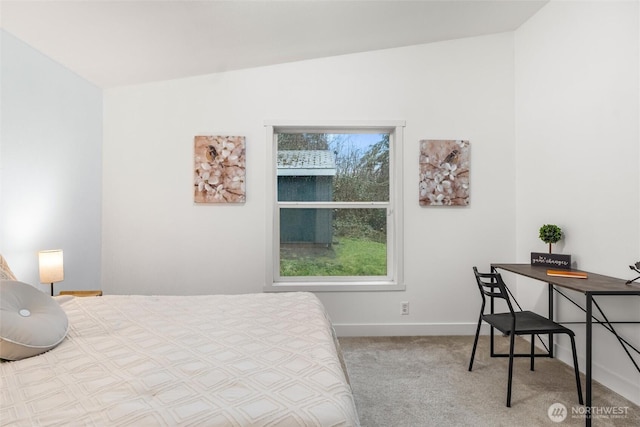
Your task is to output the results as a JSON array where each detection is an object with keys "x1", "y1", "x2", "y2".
[
  {"x1": 59, "y1": 290, "x2": 103, "y2": 297},
  {"x1": 492, "y1": 263, "x2": 640, "y2": 426}
]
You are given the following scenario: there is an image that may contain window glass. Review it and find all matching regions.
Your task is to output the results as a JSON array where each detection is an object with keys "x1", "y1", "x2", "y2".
[
  {"x1": 279, "y1": 208, "x2": 387, "y2": 277},
  {"x1": 277, "y1": 133, "x2": 389, "y2": 202}
]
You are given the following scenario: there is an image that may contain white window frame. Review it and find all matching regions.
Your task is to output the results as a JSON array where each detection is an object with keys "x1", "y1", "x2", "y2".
[{"x1": 264, "y1": 120, "x2": 405, "y2": 292}]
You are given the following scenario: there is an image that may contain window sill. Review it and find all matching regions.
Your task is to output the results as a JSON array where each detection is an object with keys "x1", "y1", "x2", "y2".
[{"x1": 264, "y1": 282, "x2": 406, "y2": 292}]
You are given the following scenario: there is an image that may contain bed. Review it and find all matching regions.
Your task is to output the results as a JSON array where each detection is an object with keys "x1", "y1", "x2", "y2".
[{"x1": 0, "y1": 280, "x2": 360, "y2": 426}]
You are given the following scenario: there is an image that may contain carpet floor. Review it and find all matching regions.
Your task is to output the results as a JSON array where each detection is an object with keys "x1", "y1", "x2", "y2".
[{"x1": 339, "y1": 336, "x2": 639, "y2": 427}]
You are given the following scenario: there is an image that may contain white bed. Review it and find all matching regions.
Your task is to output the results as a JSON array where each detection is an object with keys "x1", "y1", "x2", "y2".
[{"x1": 0, "y1": 291, "x2": 359, "y2": 426}]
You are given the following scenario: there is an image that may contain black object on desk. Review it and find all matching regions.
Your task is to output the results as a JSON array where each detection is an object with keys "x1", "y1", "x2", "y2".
[{"x1": 626, "y1": 261, "x2": 640, "y2": 284}]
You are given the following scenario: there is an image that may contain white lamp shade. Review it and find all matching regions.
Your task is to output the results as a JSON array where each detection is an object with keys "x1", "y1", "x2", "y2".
[{"x1": 38, "y1": 250, "x2": 64, "y2": 284}]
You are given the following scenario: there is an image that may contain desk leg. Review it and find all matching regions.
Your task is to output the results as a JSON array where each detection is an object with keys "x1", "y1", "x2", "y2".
[
  {"x1": 549, "y1": 283, "x2": 554, "y2": 358},
  {"x1": 586, "y1": 293, "x2": 592, "y2": 427}
]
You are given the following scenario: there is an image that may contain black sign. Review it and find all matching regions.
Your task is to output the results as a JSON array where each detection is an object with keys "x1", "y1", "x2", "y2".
[{"x1": 530, "y1": 252, "x2": 571, "y2": 269}]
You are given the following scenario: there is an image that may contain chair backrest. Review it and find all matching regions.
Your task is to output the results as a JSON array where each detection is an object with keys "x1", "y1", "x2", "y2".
[{"x1": 472, "y1": 266, "x2": 516, "y2": 315}]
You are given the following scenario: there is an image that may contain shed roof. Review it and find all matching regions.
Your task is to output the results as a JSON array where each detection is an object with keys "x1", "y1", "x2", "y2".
[{"x1": 277, "y1": 150, "x2": 337, "y2": 176}]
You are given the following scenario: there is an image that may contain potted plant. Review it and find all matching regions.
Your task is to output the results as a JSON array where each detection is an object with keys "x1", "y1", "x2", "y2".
[{"x1": 539, "y1": 224, "x2": 562, "y2": 254}]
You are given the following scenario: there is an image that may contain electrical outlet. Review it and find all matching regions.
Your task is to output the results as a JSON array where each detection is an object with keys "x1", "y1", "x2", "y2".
[{"x1": 401, "y1": 301, "x2": 409, "y2": 315}]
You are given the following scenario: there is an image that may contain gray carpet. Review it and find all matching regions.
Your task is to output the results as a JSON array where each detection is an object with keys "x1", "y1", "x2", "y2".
[{"x1": 339, "y1": 336, "x2": 639, "y2": 427}]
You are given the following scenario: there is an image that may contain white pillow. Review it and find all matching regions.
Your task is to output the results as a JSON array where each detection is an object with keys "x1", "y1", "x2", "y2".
[{"x1": 0, "y1": 280, "x2": 69, "y2": 360}]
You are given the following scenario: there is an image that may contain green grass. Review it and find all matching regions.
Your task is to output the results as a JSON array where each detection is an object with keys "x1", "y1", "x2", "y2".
[{"x1": 280, "y1": 237, "x2": 387, "y2": 276}]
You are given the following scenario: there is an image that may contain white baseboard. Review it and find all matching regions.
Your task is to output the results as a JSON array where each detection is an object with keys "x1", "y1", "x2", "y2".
[{"x1": 333, "y1": 322, "x2": 483, "y2": 337}]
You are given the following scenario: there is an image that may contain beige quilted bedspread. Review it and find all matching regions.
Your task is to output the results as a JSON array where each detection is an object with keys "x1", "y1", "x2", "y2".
[{"x1": 0, "y1": 292, "x2": 359, "y2": 426}]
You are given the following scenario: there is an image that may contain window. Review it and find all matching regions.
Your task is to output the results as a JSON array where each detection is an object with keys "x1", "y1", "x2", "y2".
[{"x1": 265, "y1": 121, "x2": 405, "y2": 291}]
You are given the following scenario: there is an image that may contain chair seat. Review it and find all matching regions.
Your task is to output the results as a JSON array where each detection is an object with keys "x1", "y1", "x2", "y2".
[{"x1": 482, "y1": 311, "x2": 574, "y2": 336}]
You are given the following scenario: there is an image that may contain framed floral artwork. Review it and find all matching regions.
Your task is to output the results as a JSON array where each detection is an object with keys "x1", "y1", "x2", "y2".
[
  {"x1": 419, "y1": 139, "x2": 470, "y2": 206},
  {"x1": 194, "y1": 135, "x2": 246, "y2": 203}
]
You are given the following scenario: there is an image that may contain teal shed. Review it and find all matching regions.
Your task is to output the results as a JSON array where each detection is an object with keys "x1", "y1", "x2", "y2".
[{"x1": 277, "y1": 150, "x2": 336, "y2": 246}]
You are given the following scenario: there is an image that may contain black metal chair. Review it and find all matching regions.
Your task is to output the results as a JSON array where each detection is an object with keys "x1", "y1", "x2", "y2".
[{"x1": 468, "y1": 267, "x2": 583, "y2": 407}]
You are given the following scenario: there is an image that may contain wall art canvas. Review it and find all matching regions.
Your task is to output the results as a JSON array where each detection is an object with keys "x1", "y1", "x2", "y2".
[
  {"x1": 419, "y1": 139, "x2": 470, "y2": 206},
  {"x1": 194, "y1": 135, "x2": 246, "y2": 203}
]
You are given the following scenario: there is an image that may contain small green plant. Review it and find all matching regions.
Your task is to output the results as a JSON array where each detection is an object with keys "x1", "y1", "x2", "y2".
[{"x1": 539, "y1": 224, "x2": 562, "y2": 253}]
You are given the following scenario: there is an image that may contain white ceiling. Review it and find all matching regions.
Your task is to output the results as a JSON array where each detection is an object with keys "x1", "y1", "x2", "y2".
[{"x1": 0, "y1": 1, "x2": 548, "y2": 88}]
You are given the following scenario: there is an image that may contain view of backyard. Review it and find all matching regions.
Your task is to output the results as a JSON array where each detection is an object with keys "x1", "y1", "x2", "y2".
[
  {"x1": 277, "y1": 132, "x2": 390, "y2": 277},
  {"x1": 280, "y1": 237, "x2": 387, "y2": 276}
]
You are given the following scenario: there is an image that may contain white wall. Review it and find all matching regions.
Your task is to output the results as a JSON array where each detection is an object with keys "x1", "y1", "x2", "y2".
[
  {"x1": 515, "y1": 1, "x2": 639, "y2": 404},
  {"x1": 0, "y1": 30, "x2": 102, "y2": 293},
  {"x1": 103, "y1": 33, "x2": 516, "y2": 334}
]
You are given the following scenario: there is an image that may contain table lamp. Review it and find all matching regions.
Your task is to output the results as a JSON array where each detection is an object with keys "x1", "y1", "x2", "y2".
[{"x1": 38, "y1": 250, "x2": 64, "y2": 296}]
